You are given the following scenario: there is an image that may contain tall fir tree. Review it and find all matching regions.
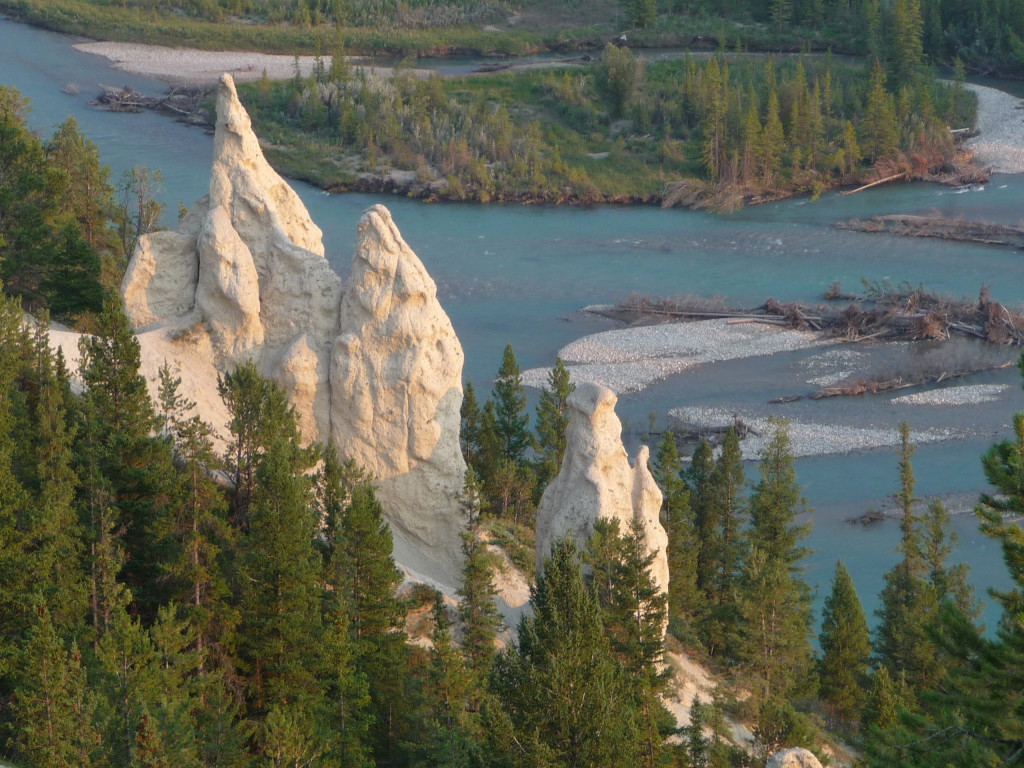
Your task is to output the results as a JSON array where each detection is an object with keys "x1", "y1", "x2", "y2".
[
  {"x1": 534, "y1": 357, "x2": 574, "y2": 490},
  {"x1": 494, "y1": 539, "x2": 644, "y2": 768},
  {"x1": 818, "y1": 560, "x2": 871, "y2": 724},
  {"x1": 493, "y1": 344, "x2": 532, "y2": 465},
  {"x1": 738, "y1": 422, "x2": 814, "y2": 702},
  {"x1": 10, "y1": 601, "x2": 103, "y2": 768},
  {"x1": 652, "y1": 432, "x2": 701, "y2": 639}
]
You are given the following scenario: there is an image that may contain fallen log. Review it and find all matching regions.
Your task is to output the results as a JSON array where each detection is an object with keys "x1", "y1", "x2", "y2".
[{"x1": 840, "y1": 173, "x2": 907, "y2": 196}]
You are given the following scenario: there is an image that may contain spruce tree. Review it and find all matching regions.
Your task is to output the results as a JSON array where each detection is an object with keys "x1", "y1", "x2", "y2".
[
  {"x1": 494, "y1": 539, "x2": 644, "y2": 768},
  {"x1": 818, "y1": 560, "x2": 871, "y2": 723},
  {"x1": 236, "y1": 431, "x2": 321, "y2": 711},
  {"x1": 457, "y1": 530, "x2": 503, "y2": 678},
  {"x1": 493, "y1": 344, "x2": 532, "y2": 465},
  {"x1": 738, "y1": 422, "x2": 814, "y2": 702},
  {"x1": 10, "y1": 601, "x2": 103, "y2": 768},
  {"x1": 534, "y1": 357, "x2": 574, "y2": 489},
  {"x1": 652, "y1": 432, "x2": 701, "y2": 638},
  {"x1": 460, "y1": 379, "x2": 483, "y2": 469}
]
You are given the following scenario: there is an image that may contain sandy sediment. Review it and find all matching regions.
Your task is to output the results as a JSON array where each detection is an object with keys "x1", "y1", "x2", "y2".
[
  {"x1": 521, "y1": 319, "x2": 831, "y2": 395},
  {"x1": 73, "y1": 40, "x2": 425, "y2": 85},
  {"x1": 965, "y1": 83, "x2": 1024, "y2": 174}
]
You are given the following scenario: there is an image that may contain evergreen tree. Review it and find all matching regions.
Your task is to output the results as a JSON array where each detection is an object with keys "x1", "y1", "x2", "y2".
[
  {"x1": 738, "y1": 422, "x2": 813, "y2": 702},
  {"x1": 458, "y1": 530, "x2": 503, "y2": 678},
  {"x1": 494, "y1": 539, "x2": 644, "y2": 768},
  {"x1": 493, "y1": 344, "x2": 532, "y2": 465},
  {"x1": 318, "y1": 448, "x2": 374, "y2": 768},
  {"x1": 702, "y1": 427, "x2": 745, "y2": 657},
  {"x1": 10, "y1": 601, "x2": 103, "y2": 768},
  {"x1": 77, "y1": 294, "x2": 176, "y2": 618},
  {"x1": 156, "y1": 366, "x2": 235, "y2": 666},
  {"x1": 534, "y1": 357, "x2": 574, "y2": 489},
  {"x1": 873, "y1": 424, "x2": 966, "y2": 698},
  {"x1": 341, "y1": 484, "x2": 411, "y2": 765},
  {"x1": 418, "y1": 596, "x2": 488, "y2": 767},
  {"x1": 818, "y1": 560, "x2": 871, "y2": 723},
  {"x1": 652, "y1": 432, "x2": 701, "y2": 638},
  {"x1": 236, "y1": 431, "x2": 321, "y2": 711},
  {"x1": 460, "y1": 379, "x2": 483, "y2": 469},
  {"x1": 861, "y1": 60, "x2": 899, "y2": 161}
]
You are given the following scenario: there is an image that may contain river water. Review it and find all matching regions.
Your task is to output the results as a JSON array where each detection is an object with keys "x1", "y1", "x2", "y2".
[{"x1": 3, "y1": 16, "x2": 1021, "y2": 624}]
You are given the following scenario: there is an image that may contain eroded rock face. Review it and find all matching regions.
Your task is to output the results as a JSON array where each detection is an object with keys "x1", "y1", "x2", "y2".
[
  {"x1": 120, "y1": 75, "x2": 467, "y2": 587},
  {"x1": 121, "y1": 73, "x2": 341, "y2": 444},
  {"x1": 535, "y1": 383, "x2": 669, "y2": 611},
  {"x1": 331, "y1": 204, "x2": 467, "y2": 587},
  {"x1": 765, "y1": 748, "x2": 823, "y2": 768}
]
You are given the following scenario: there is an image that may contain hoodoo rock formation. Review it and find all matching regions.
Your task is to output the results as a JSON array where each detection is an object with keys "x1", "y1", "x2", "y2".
[
  {"x1": 331, "y1": 205, "x2": 467, "y2": 584},
  {"x1": 535, "y1": 383, "x2": 669, "y2": 614},
  {"x1": 120, "y1": 74, "x2": 465, "y2": 587}
]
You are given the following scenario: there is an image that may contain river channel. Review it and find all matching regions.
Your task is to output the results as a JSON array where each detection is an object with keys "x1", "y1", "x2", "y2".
[{"x1": 3, "y1": 15, "x2": 1021, "y2": 625}]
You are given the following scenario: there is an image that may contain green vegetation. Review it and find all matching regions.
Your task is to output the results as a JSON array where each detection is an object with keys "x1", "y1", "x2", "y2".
[
  {"x1": 0, "y1": 87, "x2": 164, "y2": 326},
  {"x1": 6, "y1": 0, "x2": 1024, "y2": 77},
  {"x1": 243, "y1": 46, "x2": 976, "y2": 209}
]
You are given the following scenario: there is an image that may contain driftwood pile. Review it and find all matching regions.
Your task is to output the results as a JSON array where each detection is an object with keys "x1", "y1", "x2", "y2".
[
  {"x1": 95, "y1": 85, "x2": 214, "y2": 128},
  {"x1": 609, "y1": 282, "x2": 1024, "y2": 347},
  {"x1": 836, "y1": 214, "x2": 1024, "y2": 249}
]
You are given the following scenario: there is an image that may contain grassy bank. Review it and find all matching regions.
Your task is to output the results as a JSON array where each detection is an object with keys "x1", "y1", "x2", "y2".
[{"x1": 241, "y1": 48, "x2": 978, "y2": 210}]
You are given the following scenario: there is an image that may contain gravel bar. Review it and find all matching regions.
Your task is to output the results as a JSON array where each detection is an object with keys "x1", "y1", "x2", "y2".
[
  {"x1": 522, "y1": 319, "x2": 831, "y2": 394},
  {"x1": 890, "y1": 384, "x2": 1010, "y2": 406},
  {"x1": 668, "y1": 406, "x2": 965, "y2": 460}
]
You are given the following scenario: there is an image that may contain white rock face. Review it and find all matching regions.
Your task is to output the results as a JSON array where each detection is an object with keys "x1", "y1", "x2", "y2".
[
  {"x1": 331, "y1": 204, "x2": 467, "y2": 587},
  {"x1": 765, "y1": 748, "x2": 823, "y2": 768},
  {"x1": 119, "y1": 75, "x2": 467, "y2": 587},
  {"x1": 535, "y1": 383, "x2": 669, "y2": 609},
  {"x1": 121, "y1": 73, "x2": 341, "y2": 444}
]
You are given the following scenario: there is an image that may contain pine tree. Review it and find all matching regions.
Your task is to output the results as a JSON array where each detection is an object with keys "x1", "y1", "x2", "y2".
[
  {"x1": 873, "y1": 424, "x2": 961, "y2": 698},
  {"x1": 341, "y1": 484, "x2": 411, "y2": 765},
  {"x1": 219, "y1": 361, "x2": 302, "y2": 528},
  {"x1": 653, "y1": 432, "x2": 701, "y2": 638},
  {"x1": 236, "y1": 431, "x2": 321, "y2": 711},
  {"x1": 77, "y1": 294, "x2": 176, "y2": 618},
  {"x1": 10, "y1": 601, "x2": 103, "y2": 768},
  {"x1": 861, "y1": 59, "x2": 899, "y2": 162},
  {"x1": 419, "y1": 596, "x2": 488, "y2": 767},
  {"x1": 534, "y1": 357, "x2": 574, "y2": 489},
  {"x1": 738, "y1": 422, "x2": 814, "y2": 702},
  {"x1": 156, "y1": 366, "x2": 234, "y2": 665},
  {"x1": 818, "y1": 560, "x2": 871, "y2": 723},
  {"x1": 493, "y1": 344, "x2": 532, "y2": 465},
  {"x1": 494, "y1": 539, "x2": 644, "y2": 768},
  {"x1": 317, "y1": 450, "x2": 375, "y2": 768},
  {"x1": 458, "y1": 530, "x2": 503, "y2": 678},
  {"x1": 761, "y1": 88, "x2": 785, "y2": 186},
  {"x1": 460, "y1": 379, "x2": 483, "y2": 469},
  {"x1": 701, "y1": 428, "x2": 746, "y2": 657}
]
